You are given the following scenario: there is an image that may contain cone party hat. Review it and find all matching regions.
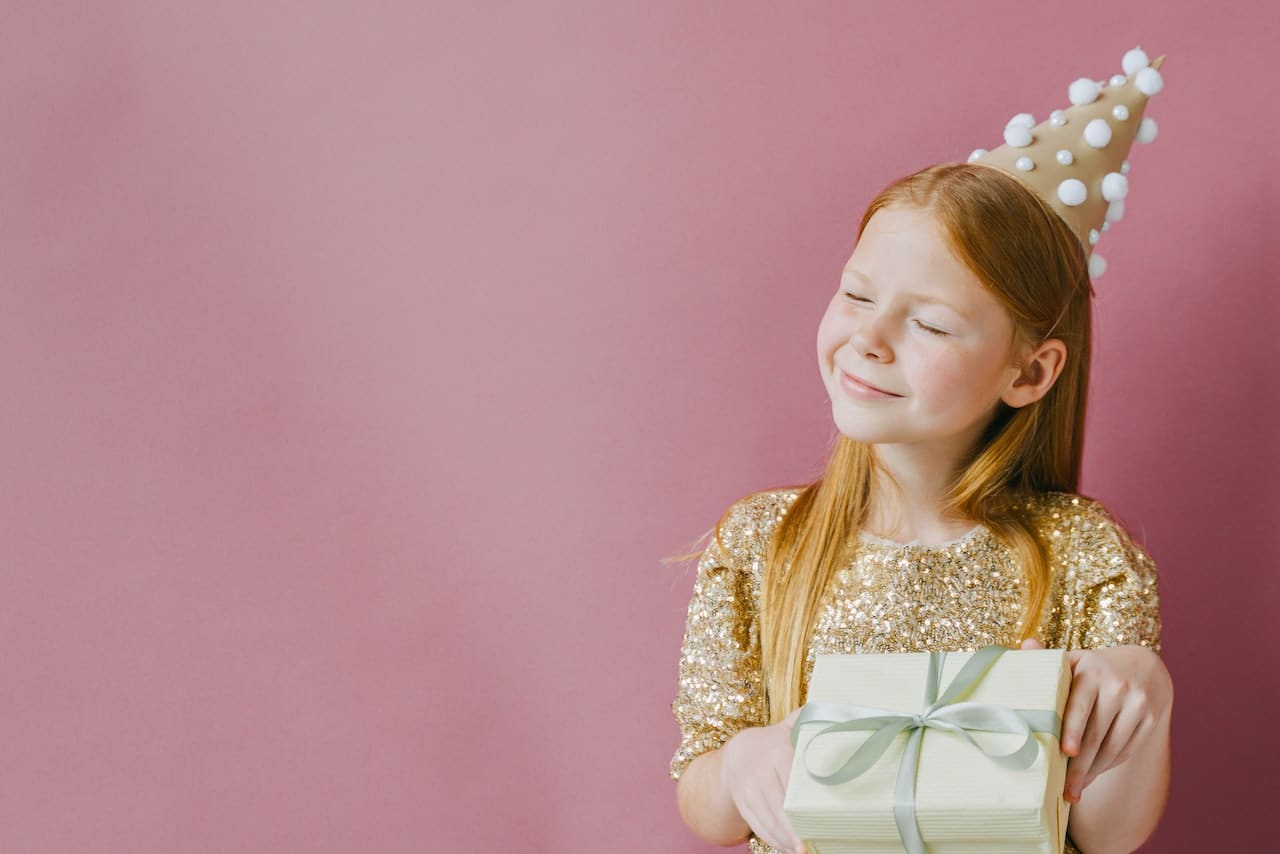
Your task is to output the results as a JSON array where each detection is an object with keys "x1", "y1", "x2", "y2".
[{"x1": 967, "y1": 47, "x2": 1167, "y2": 279}]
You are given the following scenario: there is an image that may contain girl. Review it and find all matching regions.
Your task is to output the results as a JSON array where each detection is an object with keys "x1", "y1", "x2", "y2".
[{"x1": 667, "y1": 129, "x2": 1173, "y2": 851}]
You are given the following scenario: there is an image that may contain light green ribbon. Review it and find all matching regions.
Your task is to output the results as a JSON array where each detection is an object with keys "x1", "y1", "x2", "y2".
[{"x1": 790, "y1": 645, "x2": 1061, "y2": 854}]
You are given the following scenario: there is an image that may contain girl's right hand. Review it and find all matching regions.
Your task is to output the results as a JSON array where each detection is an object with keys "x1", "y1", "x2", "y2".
[{"x1": 718, "y1": 708, "x2": 807, "y2": 854}]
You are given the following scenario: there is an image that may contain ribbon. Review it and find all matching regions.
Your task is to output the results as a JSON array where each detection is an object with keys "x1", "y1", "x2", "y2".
[{"x1": 790, "y1": 645, "x2": 1061, "y2": 854}]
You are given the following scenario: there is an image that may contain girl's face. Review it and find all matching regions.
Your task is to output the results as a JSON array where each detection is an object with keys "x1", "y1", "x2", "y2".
[{"x1": 817, "y1": 205, "x2": 1028, "y2": 454}]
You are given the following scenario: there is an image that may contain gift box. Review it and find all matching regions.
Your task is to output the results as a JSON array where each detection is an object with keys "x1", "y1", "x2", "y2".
[{"x1": 783, "y1": 647, "x2": 1071, "y2": 854}]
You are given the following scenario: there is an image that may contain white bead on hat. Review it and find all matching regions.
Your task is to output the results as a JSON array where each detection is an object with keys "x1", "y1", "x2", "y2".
[{"x1": 970, "y1": 47, "x2": 1167, "y2": 279}]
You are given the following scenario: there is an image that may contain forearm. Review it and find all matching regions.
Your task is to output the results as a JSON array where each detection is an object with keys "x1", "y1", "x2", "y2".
[
  {"x1": 1066, "y1": 710, "x2": 1171, "y2": 853},
  {"x1": 676, "y1": 747, "x2": 751, "y2": 846}
]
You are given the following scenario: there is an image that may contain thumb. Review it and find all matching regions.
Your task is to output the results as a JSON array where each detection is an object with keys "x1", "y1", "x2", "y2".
[
  {"x1": 1020, "y1": 637, "x2": 1046, "y2": 650},
  {"x1": 778, "y1": 707, "x2": 805, "y2": 735}
]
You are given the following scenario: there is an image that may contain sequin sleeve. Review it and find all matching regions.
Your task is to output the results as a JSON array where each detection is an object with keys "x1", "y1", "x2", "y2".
[
  {"x1": 669, "y1": 501, "x2": 769, "y2": 781},
  {"x1": 1058, "y1": 498, "x2": 1162, "y2": 654}
]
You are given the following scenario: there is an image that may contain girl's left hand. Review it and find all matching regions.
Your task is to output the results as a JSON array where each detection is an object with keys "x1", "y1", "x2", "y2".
[{"x1": 1019, "y1": 639, "x2": 1172, "y2": 804}]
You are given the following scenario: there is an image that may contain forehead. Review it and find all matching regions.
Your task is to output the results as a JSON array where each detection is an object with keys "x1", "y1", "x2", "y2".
[{"x1": 844, "y1": 206, "x2": 1013, "y2": 326}]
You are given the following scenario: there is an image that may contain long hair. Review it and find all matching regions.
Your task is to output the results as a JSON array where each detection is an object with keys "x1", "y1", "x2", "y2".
[{"x1": 746, "y1": 162, "x2": 1095, "y2": 722}]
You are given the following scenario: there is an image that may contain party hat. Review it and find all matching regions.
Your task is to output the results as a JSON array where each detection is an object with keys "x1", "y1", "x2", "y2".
[{"x1": 966, "y1": 47, "x2": 1167, "y2": 278}]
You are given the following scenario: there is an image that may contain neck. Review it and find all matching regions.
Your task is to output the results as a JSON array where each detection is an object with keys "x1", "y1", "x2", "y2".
[{"x1": 865, "y1": 436, "x2": 979, "y2": 545}]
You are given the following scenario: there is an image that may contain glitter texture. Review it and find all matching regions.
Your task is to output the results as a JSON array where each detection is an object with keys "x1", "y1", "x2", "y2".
[{"x1": 670, "y1": 489, "x2": 1161, "y2": 854}]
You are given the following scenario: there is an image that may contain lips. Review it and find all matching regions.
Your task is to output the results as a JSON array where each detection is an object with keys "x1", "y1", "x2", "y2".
[{"x1": 840, "y1": 370, "x2": 903, "y2": 398}]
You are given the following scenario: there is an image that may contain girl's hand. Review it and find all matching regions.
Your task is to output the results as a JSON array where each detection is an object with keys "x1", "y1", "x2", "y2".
[
  {"x1": 1020, "y1": 638, "x2": 1173, "y2": 804},
  {"x1": 719, "y1": 708, "x2": 807, "y2": 854}
]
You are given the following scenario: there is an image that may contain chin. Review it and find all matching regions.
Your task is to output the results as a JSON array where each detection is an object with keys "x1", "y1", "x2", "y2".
[{"x1": 829, "y1": 410, "x2": 901, "y2": 445}]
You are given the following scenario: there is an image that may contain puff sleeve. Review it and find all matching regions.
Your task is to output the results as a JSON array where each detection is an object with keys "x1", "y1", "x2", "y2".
[
  {"x1": 1059, "y1": 499, "x2": 1162, "y2": 654},
  {"x1": 669, "y1": 511, "x2": 768, "y2": 781}
]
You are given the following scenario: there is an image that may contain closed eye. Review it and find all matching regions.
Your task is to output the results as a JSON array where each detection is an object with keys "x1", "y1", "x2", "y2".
[
  {"x1": 914, "y1": 319, "x2": 949, "y2": 336},
  {"x1": 842, "y1": 291, "x2": 871, "y2": 303}
]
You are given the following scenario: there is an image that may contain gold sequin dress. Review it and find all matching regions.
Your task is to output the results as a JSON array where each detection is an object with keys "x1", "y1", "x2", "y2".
[{"x1": 669, "y1": 488, "x2": 1161, "y2": 854}]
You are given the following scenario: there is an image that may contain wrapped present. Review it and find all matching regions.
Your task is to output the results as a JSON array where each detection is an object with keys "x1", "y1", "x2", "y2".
[{"x1": 783, "y1": 646, "x2": 1071, "y2": 854}]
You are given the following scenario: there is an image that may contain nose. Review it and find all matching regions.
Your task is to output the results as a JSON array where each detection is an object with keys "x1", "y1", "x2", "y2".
[{"x1": 850, "y1": 311, "x2": 894, "y2": 363}]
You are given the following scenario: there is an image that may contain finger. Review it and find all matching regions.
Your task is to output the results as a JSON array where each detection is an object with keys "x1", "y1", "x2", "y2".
[
  {"x1": 782, "y1": 708, "x2": 803, "y2": 735},
  {"x1": 1086, "y1": 702, "x2": 1149, "y2": 786},
  {"x1": 1020, "y1": 637, "x2": 1045, "y2": 650},
  {"x1": 767, "y1": 761, "x2": 807, "y2": 854},
  {"x1": 777, "y1": 784, "x2": 806, "y2": 854},
  {"x1": 1066, "y1": 694, "x2": 1118, "y2": 803},
  {"x1": 734, "y1": 777, "x2": 785, "y2": 852},
  {"x1": 758, "y1": 765, "x2": 798, "y2": 854},
  {"x1": 740, "y1": 791, "x2": 785, "y2": 853},
  {"x1": 733, "y1": 789, "x2": 767, "y2": 846},
  {"x1": 777, "y1": 752, "x2": 804, "y2": 854},
  {"x1": 1059, "y1": 675, "x2": 1098, "y2": 804},
  {"x1": 1060, "y1": 673, "x2": 1097, "y2": 758},
  {"x1": 768, "y1": 763, "x2": 808, "y2": 854}
]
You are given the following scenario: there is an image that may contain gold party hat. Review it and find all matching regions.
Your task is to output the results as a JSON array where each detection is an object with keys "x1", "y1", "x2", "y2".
[{"x1": 967, "y1": 47, "x2": 1167, "y2": 278}]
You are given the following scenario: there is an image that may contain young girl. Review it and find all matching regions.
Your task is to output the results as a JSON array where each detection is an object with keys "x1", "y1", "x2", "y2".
[{"x1": 669, "y1": 52, "x2": 1173, "y2": 854}]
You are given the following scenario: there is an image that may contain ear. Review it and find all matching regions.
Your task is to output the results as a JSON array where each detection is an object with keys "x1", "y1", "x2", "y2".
[{"x1": 1002, "y1": 338, "x2": 1067, "y2": 409}]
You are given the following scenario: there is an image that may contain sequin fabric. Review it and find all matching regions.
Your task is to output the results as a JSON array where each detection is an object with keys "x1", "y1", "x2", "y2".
[{"x1": 669, "y1": 489, "x2": 1161, "y2": 854}]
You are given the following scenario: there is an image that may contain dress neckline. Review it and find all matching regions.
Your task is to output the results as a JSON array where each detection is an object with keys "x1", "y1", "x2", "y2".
[{"x1": 856, "y1": 524, "x2": 989, "y2": 550}]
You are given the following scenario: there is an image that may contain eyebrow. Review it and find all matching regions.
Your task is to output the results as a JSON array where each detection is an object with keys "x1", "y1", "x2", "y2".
[{"x1": 840, "y1": 268, "x2": 972, "y2": 320}]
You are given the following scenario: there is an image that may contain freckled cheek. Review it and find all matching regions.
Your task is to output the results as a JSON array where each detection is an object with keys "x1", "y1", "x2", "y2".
[{"x1": 913, "y1": 352, "x2": 986, "y2": 404}]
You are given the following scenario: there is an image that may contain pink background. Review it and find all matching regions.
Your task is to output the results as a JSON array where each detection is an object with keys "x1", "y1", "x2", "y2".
[{"x1": 2, "y1": 2, "x2": 1275, "y2": 851}]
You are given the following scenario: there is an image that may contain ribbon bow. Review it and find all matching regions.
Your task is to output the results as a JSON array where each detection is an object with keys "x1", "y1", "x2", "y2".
[{"x1": 790, "y1": 645, "x2": 1061, "y2": 854}]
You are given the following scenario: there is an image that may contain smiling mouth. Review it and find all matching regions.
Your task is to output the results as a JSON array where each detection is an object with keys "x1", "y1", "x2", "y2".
[{"x1": 840, "y1": 370, "x2": 903, "y2": 398}]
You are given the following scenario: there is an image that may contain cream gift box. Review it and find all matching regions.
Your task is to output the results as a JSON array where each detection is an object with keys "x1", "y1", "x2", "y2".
[{"x1": 783, "y1": 647, "x2": 1071, "y2": 854}]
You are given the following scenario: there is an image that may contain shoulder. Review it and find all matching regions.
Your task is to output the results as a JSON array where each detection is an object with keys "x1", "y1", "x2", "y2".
[
  {"x1": 1023, "y1": 491, "x2": 1158, "y2": 583},
  {"x1": 1022, "y1": 491, "x2": 1135, "y2": 536},
  {"x1": 1027, "y1": 493, "x2": 1162, "y2": 651},
  {"x1": 707, "y1": 486, "x2": 805, "y2": 570}
]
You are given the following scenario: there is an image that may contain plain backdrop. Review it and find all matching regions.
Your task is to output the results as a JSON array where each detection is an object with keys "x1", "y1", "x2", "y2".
[{"x1": 2, "y1": 1, "x2": 1276, "y2": 852}]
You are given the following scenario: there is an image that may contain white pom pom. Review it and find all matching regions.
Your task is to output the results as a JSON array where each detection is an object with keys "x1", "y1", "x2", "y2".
[
  {"x1": 1003, "y1": 124, "x2": 1033, "y2": 147},
  {"x1": 1112, "y1": 105, "x2": 1130, "y2": 121},
  {"x1": 1122, "y1": 47, "x2": 1150, "y2": 76},
  {"x1": 1101, "y1": 172, "x2": 1129, "y2": 202},
  {"x1": 1109, "y1": 73, "x2": 1128, "y2": 87},
  {"x1": 1069, "y1": 78, "x2": 1101, "y2": 105},
  {"x1": 1006, "y1": 113, "x2": 1036, "y2": 129},
  {"x1": 1105, "y1": 199, "x2": 1126, "y2": 223},
  {"x1": 1135, "y1": 66, "x2": 1164, "y2": 96},
  {"x1": 1120, "y1": 160, "x2": 1132, "y2": 175},
  {"x1": 1056, "y1": 149, "x2": 1075, "y2": 166},
  {"x1": 1089, "y1": 253, "x2": 1108, "y2": 278},
  {"x1": 1136, "y1": 117, "x2": 1158, "y2": 143},
  {"x1": 1088, "y1": 228, "x2": 1100, "y2": 246},
  {"x1": 1049, "y1": 110, "x2": 1068, "y2": 127},
  {"x1": 1084, "y1": 118, "x2": 1113, "y2": 149},
  {"x1": 968, "y1": 148, "x2": 988, "y2": 163},
  {"x1": 1057, "y1": 178, "x2": 1087, "y2": 207},
  {"x1": 1015, "y1": 156, "x2": 1035, "y2": 172}
]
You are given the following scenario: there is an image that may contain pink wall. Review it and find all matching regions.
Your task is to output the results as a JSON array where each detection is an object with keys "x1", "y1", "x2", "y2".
[{"x1": 2, "y1": 1, "x2": 1274, "y2": 851}]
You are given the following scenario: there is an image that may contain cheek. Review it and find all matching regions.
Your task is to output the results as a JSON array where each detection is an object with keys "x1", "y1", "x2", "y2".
[
  {"x1": 816, "y1": 311, "x2": 840, "y2": 358},
  {"x1": 915, "y1": 347, "x2": 1004, "y2": 404}
]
